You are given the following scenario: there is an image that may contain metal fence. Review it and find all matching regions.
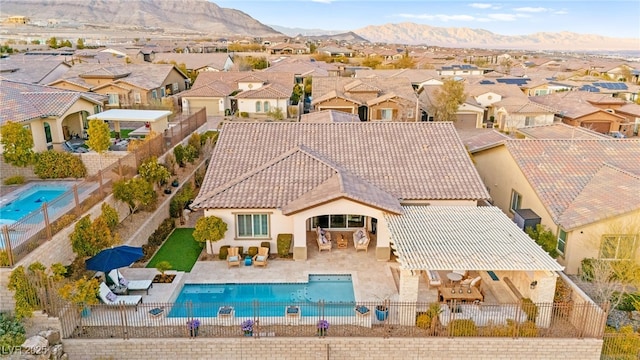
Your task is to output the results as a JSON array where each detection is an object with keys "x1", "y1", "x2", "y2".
[
  {"x1": 50, "y1": 299, "x2": 607, "y2": 340},
  {"x1": 601, "y1": 331, "x2": 640, "y2": 360},
  {"x1": 0, "y1": 108, "x2": 207, "y2": 268}
]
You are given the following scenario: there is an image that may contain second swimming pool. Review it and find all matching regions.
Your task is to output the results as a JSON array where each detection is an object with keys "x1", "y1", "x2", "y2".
[{"x1": 168, "y1": 274, "x2": 356, "y2": 318}]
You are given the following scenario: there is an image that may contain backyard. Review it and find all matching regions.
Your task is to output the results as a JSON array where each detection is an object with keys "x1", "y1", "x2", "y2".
[{"x1": 146, "y1": 228, "x2": 203, "y2": 272}]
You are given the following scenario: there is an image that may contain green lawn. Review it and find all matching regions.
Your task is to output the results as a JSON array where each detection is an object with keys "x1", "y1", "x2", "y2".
[
  {"x1": 146, "y1": 228, "x2": 203, "y2": 272},
  {"x1": 110, "y1": 129, "x2": 134, "y2": 139}
]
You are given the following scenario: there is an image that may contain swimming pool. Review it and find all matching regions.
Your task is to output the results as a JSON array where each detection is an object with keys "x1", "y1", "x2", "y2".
[
  {"x1": 168, "y1": 274, "x2": 356, "y2": 318},
  {"x1": 0, "y1": 187, "x2": 67, "y2": 222}
]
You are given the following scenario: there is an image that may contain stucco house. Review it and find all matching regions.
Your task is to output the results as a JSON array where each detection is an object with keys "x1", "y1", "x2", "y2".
[
  {"x1": 0, "y1": 80, "x2": 106, "y2": 152},
  {"x1": 47, "y1": 63, "x2": 189, "y2": 108},
  {"x1": 192, "y1": 121, "x2": 563, "y2": 306},
  {"x1": 470, "y1": 138, "x2": 640, "y2": 274}
]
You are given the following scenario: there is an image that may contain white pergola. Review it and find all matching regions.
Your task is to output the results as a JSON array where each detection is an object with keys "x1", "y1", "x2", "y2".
[
  {"x1": 88, "y1": 109, "x2": 172, "y2": 138},
  {"x1": 385, "y1": 206, "x2": 564, "y2": 304}
]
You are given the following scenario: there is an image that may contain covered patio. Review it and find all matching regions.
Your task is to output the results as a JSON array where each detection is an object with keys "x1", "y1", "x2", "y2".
[{"x1": 386, "y1": 206, "x2": 565, "y2": 326}]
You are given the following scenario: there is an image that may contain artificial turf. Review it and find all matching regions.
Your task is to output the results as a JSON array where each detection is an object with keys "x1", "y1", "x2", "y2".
[{"x1": 146, "y1": 228, "x2": 203, "y2": 272}]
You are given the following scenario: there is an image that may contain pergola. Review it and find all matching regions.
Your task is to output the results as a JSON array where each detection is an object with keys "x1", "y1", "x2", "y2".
[
  {"x1": 385, "y1": 206, "x2": 564, "y2": 303},
  {"x1": 88, "y1": 109, "x2": 172, "y2": 138}
]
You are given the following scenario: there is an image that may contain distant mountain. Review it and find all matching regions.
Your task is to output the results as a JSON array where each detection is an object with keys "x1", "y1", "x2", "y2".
[
  {"x1": 269, "y1": 25, "x2": 346, "y2": 37},
  {"x1": 0, "y1": 0, "x2": 283, "y2": 37},
  {"x1": 303, "y1": 32, "x2": 370, "y2": 44},
  {"x1": 353, "y1": 22, "x2": 639, "y2": 51}
]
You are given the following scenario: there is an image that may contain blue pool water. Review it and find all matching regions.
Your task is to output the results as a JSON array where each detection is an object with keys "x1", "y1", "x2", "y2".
[
  {"x1": 0, "y1": 188, "x2": 67, "y2": 222},
  {"x1": 168, "y1": 274, "x2": 356, "y2": 318}
]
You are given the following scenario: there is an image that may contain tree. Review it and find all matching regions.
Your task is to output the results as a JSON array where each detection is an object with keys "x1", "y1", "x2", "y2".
[
  {"x1": 100, "y1": 202, "x2": 119, "y2": 232},
  {"x1": 290, "y1": 84, "x2": 303, "y2": 105},
  {"x1": 76, "y1": 38, "x2": 85, "y2": 49},
  {"x1": 525, "y1": 224, "x2": 559, "y2": 258},
  {"x1": 500, "y1": 57, "x2": 513, "y2": 74},
  {"x1": 0, "y1": 121, "x2": 35, "y2": 167},
  {"x1": 86, "y1": 119, "x2": 111, "y2": 172},
  {"x1": 428, "y1": 78, "x2": 466, "y2": 122},
  {"x1": 46, "y1": 37, "x2": 58, "y2": 49},
  {"x1": 394, "y1": 50, "x2": 415, "y2": 69},
  {"x1": 113, "y1": 177, "x2": 157, "y2": 220},
  {"x1": 138, "y1": 156, "x2": 171, "y2": 190},
  {"x1": 70, "y1": 215, "x2": 120, "y2": 257},
  {"x1": 193, "y1": 216, "x2": 228, "y2": 255},
  {"x1": 362, "y1": 56, "x2": 382, "y2": 69}
]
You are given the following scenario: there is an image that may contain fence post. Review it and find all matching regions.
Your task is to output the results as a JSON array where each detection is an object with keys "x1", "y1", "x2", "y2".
[
  {"x1": 119, "y1": 303, "x2": 129, "y2": 340},
  {"x1": 2, "y1": 225, "x2": 14, "y2": 266},
  {"x1": 42, "y1": 202, "x2": 52, "y2": 240},
  {"x1": 73, "y1": 185, "x2": 81, "y2": 217}
]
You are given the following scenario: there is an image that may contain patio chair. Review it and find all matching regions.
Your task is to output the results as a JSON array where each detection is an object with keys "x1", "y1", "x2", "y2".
[
  {"x1": 352, "y1": 228, "x2": 370, "y2": 252},
  {"x1": 253, "y1": 247, "x2": 269, "y2": 267},
  {"x1": 227, "y1": 247, "x2": 241, "y2": 268},
  {"x1": 316, "y1": 227, "x2": 332, "y2": 252},
  {"x1": 98, "y1": 282, "x2": 142, "y2": 308},
  {"x1": 108, "y1": 269, "x2": 153, "y2": 295}
]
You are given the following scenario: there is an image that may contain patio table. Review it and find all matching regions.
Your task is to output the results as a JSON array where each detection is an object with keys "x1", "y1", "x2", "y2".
[
  {"x1": 446, "y1": 272, "x2": 463, "y2": 284},
  {"x1": 440, "y1": 286, "x2": 483, "y2": 302}
]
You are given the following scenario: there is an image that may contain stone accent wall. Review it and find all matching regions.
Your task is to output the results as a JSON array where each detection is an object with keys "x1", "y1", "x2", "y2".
[
  {"x1": 77, "y1": 152, "x2": 128, "y2": 176},
  {"x1": 0, "y1": 157, "x2": 37, "y2": 181},
  {"x1": 62, "y1": 337, "x2": 603, "y2": 360}
]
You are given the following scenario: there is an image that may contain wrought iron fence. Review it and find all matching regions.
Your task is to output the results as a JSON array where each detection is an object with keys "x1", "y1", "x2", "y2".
[
  {"x1": 57, "y1": 299, "x2": 606, "y2": 340},
  {"x1": 601, "y1": 331, "x2": 640, "y2": 360},
  {"x1": 0, "y1": 109, "x2": 207, "y2": 268}
]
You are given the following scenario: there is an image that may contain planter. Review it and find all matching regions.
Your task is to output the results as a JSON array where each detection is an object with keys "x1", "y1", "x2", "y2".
[
  {"x1": 81, "y1": 306, "x2": 91, "y2": 318},
  {"x1": 190, "y1": 328, "x2": 199, "y2": 337},
  {"x1": 375, "y1": 306, "x2": 388, "y2": 321},
  {"x1": 171, "y1": 180, "x2": 179, "y2": 187},
  {"x1": 317, "y1": 329, "x2": 327, "y2": 336},
  {"x1": 164, "y1": 188, "x2": 172, "y2": 194},
  {"x1": 243, "y1": 331, "x2": 253, "y2": 337}
]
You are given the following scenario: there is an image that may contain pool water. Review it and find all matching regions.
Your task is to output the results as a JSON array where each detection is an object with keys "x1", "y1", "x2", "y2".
[
  {"x1": 0, "y1": 188, "x2": 67, "y2": 221},
  {"x1": 168, "y1": 274, "x2": 356, "y2": 318}
]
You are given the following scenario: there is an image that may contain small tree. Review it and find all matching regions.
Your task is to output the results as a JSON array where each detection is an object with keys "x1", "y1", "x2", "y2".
[
  {"x1": 525, "y1": 224, "x2": 558, "y2": 258},
  {"x1": 0, "y1": 121, "x2": 35, "y2": 167},
  {"x1": 100, "y1": 202, "x2": 119, "y2": 232},
  {"x1": 174, "y1": 144, "x2": 185, "y2": 167},
  {"x1": 113, "y1": 177, "x2": 157, "y2": 220},
  {"x1": 70, "y1": 215, "x2": 120, "y2": 258},
  {"x1": 267, "y1": 107, "x2": 285, "y2": 121},
  {"x1": 138, "y1": 156, "x2": 171, "y2": 190},
  {"x1": 429, "y1": 78, "x2": 466, "y2": 122},
  {"x1": 155, "y1": 261, "x2": 172, "y2": 281},
  {"x1": 58, "y1": 277, "x2": 100, "y2": 309},
  {"x1": 86, "y1": 119, "x2": 111, "y2": 172},
  {"x1": 193, "y1": 216, "x2": 228, "y2": 255}
]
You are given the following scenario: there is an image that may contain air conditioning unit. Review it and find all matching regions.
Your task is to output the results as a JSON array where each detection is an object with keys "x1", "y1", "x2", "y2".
[{"x1": 513, "y1": 208, "x2": 541, "y2": 230}]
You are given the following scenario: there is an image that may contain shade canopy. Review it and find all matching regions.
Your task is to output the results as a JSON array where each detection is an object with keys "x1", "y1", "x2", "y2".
[{"x1": 85, "y1": 246, "x2": 144, "y2": 273}]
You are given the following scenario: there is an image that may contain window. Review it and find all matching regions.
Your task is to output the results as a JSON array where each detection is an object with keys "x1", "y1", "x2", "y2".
[
  {"x1": 255, "y1": 102, "x2": 261, "y2": 112},
  {"x1": 600, "y1": 234, "x2": 638, "y2": 260},
  {"x1": 172, "y1": 82, "x2": 179, "y2": 93},
  {"x1": 160, "y1": 88, "x2": 166, "y2": 97},
  {"x1": 151, "y1": 90, "x2": 157, "y2": 99},
  {"x1": 557, "y1": 229, "x2": 567, "y2": 254},
  {"x1": 263, "y1": 101, "x2": 270, "y2": 112},
  {"x1": 525, "y1": 116, "x2": 535, "y2": 126},
  {"x1": 315, "y1": 215, "x2": 364, "y2": 229},
  {"x1": 510, "y1": 190, "x2": 522, "y2": 213},
  {"x1": 381, "y1": 109, "x2": 393, "y2": 120},
  {"x1": 133, "y1": 92, "x2": 141, "y2": 104},
  {"x1": 107, "y1": 93, "x2": 119, "y2": 105},
  {"x1": 236, "y1": 214, "x2": 269, "y2": 238}
]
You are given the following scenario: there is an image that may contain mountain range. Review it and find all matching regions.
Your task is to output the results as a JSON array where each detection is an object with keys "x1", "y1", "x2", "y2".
[{"x1": 1, "y1": 0, "x2": 638, "y2": 51}]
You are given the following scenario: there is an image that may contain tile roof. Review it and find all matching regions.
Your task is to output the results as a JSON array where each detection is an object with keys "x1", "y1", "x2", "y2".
[
  {"x1": 179, "y1": 82, "x2": 235, "y2": 97},
  {"x1": 191, "y1": 71, "x2": 295, "y2": 90},
  {"x1": 51, "y1": 63, "x2": 184, "y2": 90},
  {"x1": 530, "y1": 92, "x2": 626, "y2": 119},
  {"x1": 194, "y1": 122, "x2": 489, "y2": 210},
  {"x1": 312, "y1": 76, "x2": 416, "y2": 105},
  {"x1": 0, "y1": 80, "x2": 106, "y2": 125},
  {"x1": 299, "y1": 110, "x2": 361, "y2": 123},
  {"x1": 505, "y1": 139, "x2": 640, "y2": 229},
  {"x1": 460, "y1": 130, "x2": 511, "y2": 153},
  {"x1": 493, "y1": 97, "x2": 558, "y2": 114},
  {"x1": 516, "y1": 123, "x2": 610, "y2": 140},
  {"x1": 234, "y1": 83, "x2": 291, "y2": 99},
  {"x1": 386, "y1": 206, "x2": 564, "y2": 271}
]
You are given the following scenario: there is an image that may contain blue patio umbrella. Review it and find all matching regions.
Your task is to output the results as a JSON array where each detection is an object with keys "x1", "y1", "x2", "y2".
[{"x1": 85, "y1": 245, "x2": 144, "y2": 275}]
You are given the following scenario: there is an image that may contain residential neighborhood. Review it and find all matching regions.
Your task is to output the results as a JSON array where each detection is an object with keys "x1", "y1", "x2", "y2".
[{"x1": 0, "y1": 3, "x2": 639, "y2": 359}]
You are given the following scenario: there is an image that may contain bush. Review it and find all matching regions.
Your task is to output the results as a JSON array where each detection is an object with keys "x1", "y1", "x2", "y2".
[
  {"x1": 602, "y1": 325, "x2": 640, "y2": 358},
  {"x1": 100, "y1": 203, "x2": 119, "y2": 232},
  {"x1": 518, "y1": 320, "x2": 539, "y2": 337},
  {"x1": 521, "y1": 298, "x2": 538, "y2": 321},
  {"x1": 34, "y1": 151, "x2": 86, "y2": 178},
  {"x1": 248, "y1": 246, "x2": 258, "y2": 257},
  {"x1": 0, "y1": 251, "x2": 9, "y2": 267},
  {"x1": 277, "y1": 234, "x2": 293, "y2": 257},
  {"x1": 580, "y1": 258, "x2": 595, "y2": 281},
  {"x1": 147, "y1": 218, "x2": 175, "y2": 247},
  {"x1": 614, "y1": 292, "x2": 640, "y2": 311},
  {"x1": 200, "y1": 131, "x2": 219, "y2": 146},
  {"x1": 524, "y1": 224, "x2": 558, "y2": 258},
  {"x1": 219, "y1": 245, "x2": 230, "y2": 260},
  {"x1": 3, "y1": 175, "x2": 25, "y2": 185},
  {"x1": 0, "y1": 312, "x2": 26, "y2": 352},
  {"x1": 448, "y1": 319, "x2": 477, "y2": 336},
  {"x1": 188, "y1": 133, "x2": 202, "y2": 155},
  {"x1": 50, "y1": 214, "x2": 77, "y2": 234},
  {"x1": 174, "y1": 145, "x2": 185, "y2": 167},
  {"x1": 240, "y1": 112, "x2": 249, "y2": 118}
]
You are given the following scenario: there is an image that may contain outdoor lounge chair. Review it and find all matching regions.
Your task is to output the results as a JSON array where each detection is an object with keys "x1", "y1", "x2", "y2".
[
  {"x1": 253, "y1": 247, "x2": 269, "y2": 267},
  {"x1": 316, "y1": 227, "x2": 332, "y2": 252},
  {"x1": 352, "y1": 228, "x2": 370, "y2": 252},
  {"x1": 108, "y1": 269, "x2": 153, "y2": 295},
  {"x1": 227, "y1": 247, "x2": 241, "y2": 268},
  {"x1": 99, "y1": 282, "x2": 142, "y2": 307}
]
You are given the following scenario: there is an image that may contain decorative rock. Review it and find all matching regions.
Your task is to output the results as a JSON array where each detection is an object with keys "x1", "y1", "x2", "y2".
[
  {"x1": 631, "y1": 311, "x2": 640, "y2": 322},
  {"x1": 51, "y1": 344, "x2": 64, "y2": 360},
  {"x1": 38, "y1": 329, "x2": 61, "y2": 345},
  {"x1": 21, "y1": 335, "x2": 49, "y2": 355}
]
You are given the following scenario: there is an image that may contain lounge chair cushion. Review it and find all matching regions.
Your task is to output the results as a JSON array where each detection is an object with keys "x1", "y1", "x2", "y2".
[
  {"x1": 256, "y1": 255, "x2": 266, "y2": 262},
  {"x1": 106, "y1": 291, "x2": 117, "y2": 302},
  {"x1": 119, "y1": 277, "x2": 129, "y2": 286},
  {"x1": 228, "y1": 256, "x2": 238, "y2": 262}
]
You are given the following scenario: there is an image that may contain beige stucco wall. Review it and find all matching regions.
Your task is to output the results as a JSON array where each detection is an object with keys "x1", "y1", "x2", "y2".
[
  {"x1": 315, "y1": 98, "x2": 358, "y2": 113},
  {"x1": 237, "y1": 98, "x2": 289, "y2": 116},
  {"x1": 182, "y1": 96, "x2": 224, "y2": 116},
  {"x1": 62, "y1": 337, "x2": 603, "y2": 360}
]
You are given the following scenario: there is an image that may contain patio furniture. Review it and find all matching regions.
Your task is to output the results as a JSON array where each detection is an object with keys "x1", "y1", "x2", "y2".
[
  {"x1": 148, "y1": 307, "x2": 164, "y2": 318},
  {"x1": 452, "y1": 270, "x2": 468, "y2": 278},
  {"x1": 98, "y1": 282, "x2": 142, "y2": 308},
  {"x1": 426, "y1": 270, "x2": 442, "y2": 288},
  {"x1": 438, "y1": 303, "x2": 528, "y2": 327},
  {"x1": 461, "y1": 276, "x2": 482, "y2": 289},
  {"x1": 227, "y1": 247, "x2": 241, "y2": 268},
  {"x1": 217, "y1": 306, "x2": 234, "y2": 318},
  {"x1": 352, "y1": 228, "x2": 370, "y2": 252},
  {"x1": 316, "y1": 227, "x2": 332, "y2": 252},
  {"x1": 108, "y1": 269, "x2": 153, "y2": 295},
  {"x1": 253, "y1": 247, "x2": 269, "y2": 267},
  {"x1": 337, "y1": 235, "x2": 348, "y2": 249},
  {"x1": 439, "y1": 286, "x2": 483, "y2": 303},
  {"x1": 446, "y1": 272, "x2": 463, "y2": 284}
]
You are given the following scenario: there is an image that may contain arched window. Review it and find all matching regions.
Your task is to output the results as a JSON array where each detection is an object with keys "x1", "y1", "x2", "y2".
[
  {"x1": 264, "y1": 101, "x2": 270, "y2": 112},
  {"x1": 256, "y1": 102, "x2": 261, "y2": 112}
]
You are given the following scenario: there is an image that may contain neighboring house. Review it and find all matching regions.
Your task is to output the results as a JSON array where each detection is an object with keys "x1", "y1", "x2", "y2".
[
  {"x1": 516, "y1": 123, "x2": 610, "y2": 140},
  {"x1": 192, "y1": 121, "x2": 562, "y2": 306},
  {"x1": 47, "y1": 63, "x2": 189, "y2": 108},
  {"x1": 152, "y1": 53, "x2": 234, "y2": 73},
  {"x1": 615, "y1": 102, "x2": 640, "y2": 136},
  {"x1": 180, "y1": 71, "x2": 295, "y2": 116},
  {"x1": 267, "y1": 43, "x2": 310, "y2": 55},
  {"x1": 0, "y1": 80, "x2": 106, "y2": 152},
  {"x1": 0, "y1": 55, "x2": 72, "y2": 84},
  {"x1": 311, "y1": 77, "x2": 419, "y2": 121},
  {"x1": 471, "y1": 138, "x2": 640, "y2": 274},
  {"x1": 418, "y1": 85, "x2": 484, "y2": 128},
  {"x1": 317, "y1": 47, "x2": 354, "y2": 57},
  {"x1": 299, "y1": 109, "x2": 361, "y2": 123},
  {"x1": 354, "y1": 69, "x2": 442, "y2": 91},
  {"x1": 530, "y1": 91, "x2": 631, "y2": 136},
  {"x1": 437, "y1": 64, "x2": 485, "y2": 76}
]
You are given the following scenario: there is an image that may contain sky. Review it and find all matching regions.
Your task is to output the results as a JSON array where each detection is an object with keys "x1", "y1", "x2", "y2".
[{"x1": 213, "y1": 0, "x2": 640, "y2": 38}]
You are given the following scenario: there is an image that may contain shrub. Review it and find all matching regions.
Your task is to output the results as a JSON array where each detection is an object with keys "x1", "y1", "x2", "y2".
[
  {"x1": 100, "y1": 203, "x2": 119, "y2": 232},
  {"x1": 141, "y1": 244, "x2": 157, "y2": 262},
  {"x1": 219, "y1": 245, "x2": 230, "y2": 260},
  {"x1": 3, "y1": 175, "x2": 25, "y2": 185},
  {"x1": 580, "y1": 258, "x2": 595, "y2": 281},
  {"x1": 518, "y1": 320, "x2": 539, "y2": 337},
  {"x1": 188, "y1": 133, "x2": 202, "y2": 155},
  {"x1": 448, "y1": 319, "x2": 477, "y2": 336},
  {"x1": 277, "y1": 234, "x2": 293, "y2": 257},
  {"x1": 148, "y1": 218, "x2": 175, "y2": 247},
  {"x1": 8, "y1": 266, "x2": 40, "y2": 319},
  {"x1": 200, "y1": 131, "x2": 219, "y2": 146},
  {"x1": 614, "y1": 292, "x2": 640, "y2": 311},
  {"x1": 183, "y1": 144, "x2": 198, "y2": 164},
  {"x1": 248, "y1": 246, "x2": 258, "y2": 257},
  {"x1": 521, "y1": 298, "x2": 538, "y2": 321},
  {"x1": 0, "y1": 313, "x2": 26, "y2": 352},
  {"x1": 416, "y1": 313, "x2": 431, "y2": 330},
  {"x1": 173, "y1": 145, "x2": 185, "y2": 167},
  {"x1": 602, "y1": 325, "x2": 640, "y2": 358},
  {"x1": 34, "y1": 151, "x2": 86, "y2": 179},
  {"x1": 240, "y1": 112, "x2": 249, "y2": 118},
  {"x1": 524, "y1": 224, "x2": 558, "y2": 258},
  {"x1": 260, "y1": 241, "x2": 271, "y2": 256},
  {"x1": 50, "y1": 214, "x2": 77, "y2": 234},
  {"x1": 0, "y1": 251, "x2": 9, "y2": 267}
]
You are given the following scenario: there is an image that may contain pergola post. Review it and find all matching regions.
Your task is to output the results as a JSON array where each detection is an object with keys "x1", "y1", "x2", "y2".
[{"x1": 397, "y1": 269, "x2": 420, "y2": 325}]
